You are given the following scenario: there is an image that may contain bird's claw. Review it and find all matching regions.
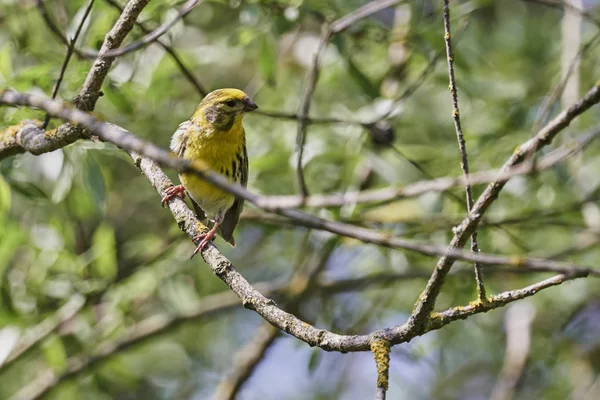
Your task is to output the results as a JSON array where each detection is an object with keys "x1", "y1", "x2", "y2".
[
  {"x1": 191, "y1": 231, "x2": 216, "y2": 258},
  {"x1": 161, "y1": 185, "x2": 186, "y2": 206}
]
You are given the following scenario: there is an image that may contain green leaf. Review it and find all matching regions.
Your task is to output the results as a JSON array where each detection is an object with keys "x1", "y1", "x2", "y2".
[
  {"x1": 0, "y1": 175, "x2": 10, "y2": 214},
  {"x1": 84, "y1": 154, "x2": 106, "y2": 210},
  {"x1": 5, "y1": 178, "x2": 49, "y2": 200},
  {"x1": 42, "y1": 334, "x2": 68, "y2": 374},
  {"x1": 307, "y1": 347, "x2": 322, "y2": 374},
  {"x1": 0, "y1": 43, "x2": 13, "y2": 83},
  {"x1": 258, "y1": 35, "x2": 277, "y2": 86},
  {"x1": 91, "y1": 223, "x2": 117, "y2": 280},
  {"x1": 103, "y1": 83, "x2": 135, "y2": 115},
  {"x1": 333, "y1": 36, "x2": 379, "y2": 99}
]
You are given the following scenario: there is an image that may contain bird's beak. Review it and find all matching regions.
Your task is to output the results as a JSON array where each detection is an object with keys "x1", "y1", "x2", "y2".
[{"x1": 244, "y1": 98, "x2": 258, "y2": 112}]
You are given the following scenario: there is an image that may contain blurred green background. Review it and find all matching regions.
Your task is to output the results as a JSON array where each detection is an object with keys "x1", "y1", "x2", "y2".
[{"x1": 1, "y1": 0, "x2": 600, "y2": 399}]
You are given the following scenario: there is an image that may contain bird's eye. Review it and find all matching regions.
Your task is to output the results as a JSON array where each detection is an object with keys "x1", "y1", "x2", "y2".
[{"x1": 225, "y1": 100, "x2": 236, "y2": 107}]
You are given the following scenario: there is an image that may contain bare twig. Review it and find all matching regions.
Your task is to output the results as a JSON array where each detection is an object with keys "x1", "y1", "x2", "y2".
[
  {"x1": 43, "y1": 0, "x2": 96, "y2": 129},
  {"x1": 103, "y1": 0, "x2": 208, "y2": 96},
  {"x1": 35, "y1": 0, "x2": 96, "y2": 59},
  {"x1": 100, "y1": 0, "x2": 202, "y2": 58},
  {"x1": 255, "y1": 109, "x2": 363, "y2": 125},
  {"x1": 295, "y1": 0, "x2": 404, "y2": 196},
  {"x1": 427, "y1": 273, "x2": 575, "y2": 327},
  {"x1": 442, "y1": 0, "x2": 486, "y2": 301},
  {"x1": 76, "y1": 0, "x2": 151, "y2": 111}
]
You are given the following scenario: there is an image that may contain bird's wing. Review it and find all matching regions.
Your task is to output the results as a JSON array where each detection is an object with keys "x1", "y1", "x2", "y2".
[
  {"x1": 170, "y1": 120, "x2": 191, "y2": 157},
  {"x1": 190, "y1": 198, "x2": 207, "y2": 222},
  {"x1": 171, "y1": 120, "x2": 208, "y2": 221},
  {"x1": 219, "y1": 145, "x2": 248, "y2": 247}
]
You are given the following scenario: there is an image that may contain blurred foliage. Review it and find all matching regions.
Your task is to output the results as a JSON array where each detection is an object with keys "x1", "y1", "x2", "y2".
[{"x1": 1, "y1": 0, "x2": 600, "y2": 399}]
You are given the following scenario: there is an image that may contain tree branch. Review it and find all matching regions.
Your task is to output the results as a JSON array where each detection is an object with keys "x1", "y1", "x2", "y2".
[
  {"x1": 1, "y1": 90, "x2": 600, "y2": 275},
  {"x1": 442, "y1": 0, "x2": 486, "y2": 301}
]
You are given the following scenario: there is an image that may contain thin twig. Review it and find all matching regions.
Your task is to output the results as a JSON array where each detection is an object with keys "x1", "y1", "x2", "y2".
[
  {"x1": 35, "y1": 0, "x2": 96, "y2": 59},
  {"x1": 427, "y1": 273, "x2": 577, "y2": 326},
  {"x1": 102, "y1": 0, "x2": 208, "y2": 96},
  {"x1": 76, "y1": 0, "x2": 151, "y2": 111},
  {"x1": 100, "y1": 0, "x2": 202, "y2": 58},
  {"x1": 442, "y1": 0, "x2": 486, "y2": 301},
  {"x1": 43, "y1": 0, "x2": 96, "y2": 129},
  {"x1": 295, "y1": 0, "x2": 404, "y2": 196},
  {"x1": 295, "y1": 24, "x2": 330, "y2": 197}
]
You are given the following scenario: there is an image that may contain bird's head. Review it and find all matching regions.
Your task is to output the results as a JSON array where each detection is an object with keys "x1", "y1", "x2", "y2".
[{"x1": 192, "y1": 88, "x2": 258, "y2": 131}]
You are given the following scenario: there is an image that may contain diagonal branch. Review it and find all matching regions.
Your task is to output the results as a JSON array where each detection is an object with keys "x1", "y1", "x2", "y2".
[
  {"x1": 442, "y1": 0, "x2": 486, "y2": 301},
  {"x1": 407, "y1": 83, "x2": 600, "y2": 332}
]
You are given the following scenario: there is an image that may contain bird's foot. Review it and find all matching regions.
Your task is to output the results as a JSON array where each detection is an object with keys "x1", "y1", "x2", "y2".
[
  {"x1": 161, "y1": 185, "x2": 186, "y2": 206},
  {"x1": 191, "y1": 229, "x2": 217, "y2": 258}
]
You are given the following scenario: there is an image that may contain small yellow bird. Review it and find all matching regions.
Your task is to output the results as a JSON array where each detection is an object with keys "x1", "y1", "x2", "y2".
[{"x1": 161, "y1": 88, "x2": 257, "y2": 257}]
